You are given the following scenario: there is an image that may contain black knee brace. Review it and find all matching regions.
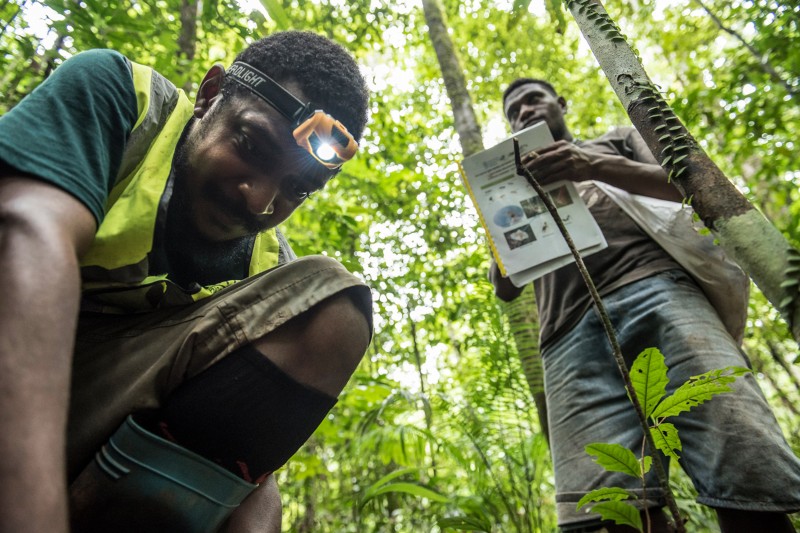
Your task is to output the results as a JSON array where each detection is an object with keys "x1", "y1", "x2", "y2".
[{"x1": 150, "y1": 344, "x2": 338, "y2": 482}]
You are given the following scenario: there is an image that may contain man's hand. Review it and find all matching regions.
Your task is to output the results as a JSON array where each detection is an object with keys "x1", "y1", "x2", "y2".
[
  {"x1": 519, "y1": 140, "x2": 597, "y2": 186},
  {"x1": 520, "y1": 140, "x2": 682, "y2": 202}
]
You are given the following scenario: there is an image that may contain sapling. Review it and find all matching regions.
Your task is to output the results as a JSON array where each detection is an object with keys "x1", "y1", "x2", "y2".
[{"x1": 577, "y1": 347, "x2": 749, "y2": 532}]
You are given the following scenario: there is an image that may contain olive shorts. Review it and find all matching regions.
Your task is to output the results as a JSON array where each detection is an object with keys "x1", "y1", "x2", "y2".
[
  {"x1": 543, "y1": 269, "x2": 800, "y2": 529},
  {"x1": 67, "y1": 255, "x2": 371, "y2": 480}
]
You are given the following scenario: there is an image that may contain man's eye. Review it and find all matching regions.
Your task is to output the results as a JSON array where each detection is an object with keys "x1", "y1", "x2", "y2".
[
  {"x1": 237, "y1": 133, "x2": 257, "y2": 157},
  {"x1": 286, "y1": 181, "x2": 313, "y2": 201}
]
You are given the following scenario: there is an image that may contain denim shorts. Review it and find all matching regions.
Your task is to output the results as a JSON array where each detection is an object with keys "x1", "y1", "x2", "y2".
[{"x1": 542, "y1": 269, "x2": 800, "y2": 529}]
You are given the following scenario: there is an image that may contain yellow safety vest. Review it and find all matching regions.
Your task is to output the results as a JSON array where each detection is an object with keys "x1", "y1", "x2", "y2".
[{"x1": 80, "y1": 59, "x2": 283, "y2": 312}]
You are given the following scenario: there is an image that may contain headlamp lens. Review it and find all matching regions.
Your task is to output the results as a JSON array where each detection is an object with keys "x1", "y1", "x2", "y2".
[{"x1": 315, "y1": 143, "x2": 337, "y2": 161}]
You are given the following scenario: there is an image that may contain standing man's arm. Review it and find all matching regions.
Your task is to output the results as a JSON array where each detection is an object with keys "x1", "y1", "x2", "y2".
[
  {"x1": 489, "y1": 260, "x2": 525, "y2": 302},
  {"x1": 519, "y1": 139, "x2": 682, "y2": 202},
  {"x1": 0, "y1": 175, "x2": 96, "y2": 533}
]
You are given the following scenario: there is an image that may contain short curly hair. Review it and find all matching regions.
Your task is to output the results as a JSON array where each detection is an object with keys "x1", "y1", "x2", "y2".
[
  {"x1": 220, "y1": 31, "x2": 370, "y2": 143},
  {"x1": 502, "y1": 78, "x2": 559, "y2": 105}
]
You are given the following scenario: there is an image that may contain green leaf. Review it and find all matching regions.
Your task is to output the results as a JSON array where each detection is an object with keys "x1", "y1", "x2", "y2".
[
  {"x1": 361, "y1": 482, "x2": 449, "y2": 509},
  {"x1": 363, "y1": 466, "x2": 421, "y2": 490},
  {"x1": 629, "y1": 348, "x2": 668, "y2": 419},
  {"x1": 585, "y1": 443, "x2": 643, "y2": 478},
  {"x1": 640, "y1": 454, "x2": 652, "y2": 474},
  {"x1": 651, "y1": 367, "x2": 751, "y2": 419},
  {"x1": 546, "y1": 0, "x2": 568, "y2": 34},
  {"x1": 650, "y1": 422, "x2": 682, "y2": 461},
  {"x1": 258, "y1": 0, "x2": 290, "y2": 29},
  {"x1": 591, "y1": 501, "x2": 643, "y2": 531},
  {"x1": 437, "y1": 515, "x2": 491, "y2": 532},
  {"x1": 576, "y1": 487, "x2": 633, "y2": 510},
  {"x1": 507, "y1": 0, "x2": 532, "y2": 30}
]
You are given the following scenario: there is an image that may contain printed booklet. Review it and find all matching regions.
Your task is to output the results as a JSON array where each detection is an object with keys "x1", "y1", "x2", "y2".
[{"x1": 459, "y1": 122, "x2": 607, "y2": 287}]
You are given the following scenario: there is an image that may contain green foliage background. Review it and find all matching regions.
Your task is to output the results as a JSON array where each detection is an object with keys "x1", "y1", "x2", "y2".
[{"x1": 2, "y1": 0, "x2": 799, "y2": 531}]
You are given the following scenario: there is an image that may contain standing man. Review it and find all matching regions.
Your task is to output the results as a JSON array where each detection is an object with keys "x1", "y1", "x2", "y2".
[
  {"x1": 0, "y1": 31, "x2": 371, "y2": 532},
  {"x1": 491, "y1": 78, "x2": 800, "y2": 532}
]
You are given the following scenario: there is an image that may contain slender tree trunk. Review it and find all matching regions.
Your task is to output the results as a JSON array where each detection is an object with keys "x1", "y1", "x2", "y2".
[
  {"x1": 421, "y1": 0, "x2": 549, "y2": 442},
  {"x1": 406, "y1": 304, "x2": 438, "y2": 473},
  {"x1": 420, "y1": 0, "x2": 483, "y2": 157},
  {"x1": 294, "y1": 476, "x2": 317, "y2": 533},
  {"x1": 766, "y1": 339, "x2": 800, "y2": 396},
  {"x1": 563, "y1": 0, "x2": 800, "y2": 343},
  {"x1": 177, "y1": 0, "x2": 199, "y2": 92},
  {"x1": 502, "y1": 288, "x2": 549, "y2": 443}
]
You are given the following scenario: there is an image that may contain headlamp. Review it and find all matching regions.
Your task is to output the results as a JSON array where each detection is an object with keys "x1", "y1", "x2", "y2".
[{"x1": 226, "y1": 61, "x2": 358, "y2": 170}]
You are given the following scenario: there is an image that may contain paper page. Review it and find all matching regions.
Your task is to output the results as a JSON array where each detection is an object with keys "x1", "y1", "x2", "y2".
[{"x1": 460, "y1": 122, "x2": 607, "y2": 284}]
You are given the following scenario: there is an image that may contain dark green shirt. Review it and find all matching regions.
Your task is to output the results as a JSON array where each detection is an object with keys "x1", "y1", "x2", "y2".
[{"x1": 0, "y1": 49, "x2": 138, "y2": 224}]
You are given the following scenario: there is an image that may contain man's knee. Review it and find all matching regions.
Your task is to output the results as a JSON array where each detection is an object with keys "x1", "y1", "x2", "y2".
[
  {"x1": 253, "y1": 287, "x2": 372, "y2": 397},
  {"x1": 295, "y1": 287, "x2": 372, "y2": 357}
]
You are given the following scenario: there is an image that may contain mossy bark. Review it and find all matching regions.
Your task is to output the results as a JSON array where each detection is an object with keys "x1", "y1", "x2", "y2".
[{"x1": 565, "y1": 0, "x2": 800, "y2": 342}]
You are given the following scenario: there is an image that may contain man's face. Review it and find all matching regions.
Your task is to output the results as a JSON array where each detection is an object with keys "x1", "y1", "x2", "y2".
[
  {"x1": 177, "y1": 85, "x2": 335, "y2": 242},
  {"x1": 503, "y1": 82, "x2": 568, "y2": 140}
]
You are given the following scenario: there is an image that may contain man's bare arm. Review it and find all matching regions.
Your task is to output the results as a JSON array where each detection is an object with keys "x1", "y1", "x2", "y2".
[
  {"x1": 521, "y1": 140, "x2": 682, "y2": 202},
  {"x1": 0, "y1": 175, "x2": 96, "y2": 533},
  {"x1": 489, "y1": 260, "x2": 525, "y2": 302}
]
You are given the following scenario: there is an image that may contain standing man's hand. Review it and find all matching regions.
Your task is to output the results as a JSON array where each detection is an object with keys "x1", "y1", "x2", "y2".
[
  {"x1": 519, "y1": 140, "x2": 598, "y2": 186},
  {"x1": 519, "y1": 140, "x2": 682, "y2": 202}
]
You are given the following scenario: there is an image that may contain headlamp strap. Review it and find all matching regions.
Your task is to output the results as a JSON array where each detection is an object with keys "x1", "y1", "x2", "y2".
[{"x1": 227, "y1": 62, "x2": 309, "y2": 125}]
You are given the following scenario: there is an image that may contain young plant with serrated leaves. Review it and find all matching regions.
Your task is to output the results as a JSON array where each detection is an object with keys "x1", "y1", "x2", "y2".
[{"x1": 576, "y1": 347, "x2": 750, "y2": 532}]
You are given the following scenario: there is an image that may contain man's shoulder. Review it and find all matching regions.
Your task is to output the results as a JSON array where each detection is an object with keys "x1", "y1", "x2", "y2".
[
  {"x1": 576, "y1": 127, "x2": 636, "y2": 154},
  {"x1": 56, "y1": 49, "x2": 132, "y2": 78},
  {"x1": 587, "y1": 126, "x2": 638, "y2": 144},
  {"x1": 579, "y1": 127, "x2": 651, "y2": 162}
]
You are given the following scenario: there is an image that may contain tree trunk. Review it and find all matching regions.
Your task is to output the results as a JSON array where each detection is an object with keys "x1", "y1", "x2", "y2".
[
  {"x1": 502, "y1": 288, "x2": 548, "y2": 444},
  {"x1": 420, "y1": 0, "x2": 483, "y2": 158},
  {"x1": 177, "y1": 0, "x2": 199, "y2": 92},
  {"x1": 421, "y1": 0, "x2": 549, "y2": 443},
  {"x1": 564, "y1": 0, "x2": 800, "y2": 343}
]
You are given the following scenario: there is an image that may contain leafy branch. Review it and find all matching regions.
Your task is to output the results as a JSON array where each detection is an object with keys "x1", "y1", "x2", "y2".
[{"x1": 578, "y1": 348, "x2": 749, "y2": 531}]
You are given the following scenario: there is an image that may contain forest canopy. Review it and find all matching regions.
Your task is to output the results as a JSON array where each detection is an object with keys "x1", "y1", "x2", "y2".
[{"x1": 1, "y1": 0, "x2": 798, "y2": 531}]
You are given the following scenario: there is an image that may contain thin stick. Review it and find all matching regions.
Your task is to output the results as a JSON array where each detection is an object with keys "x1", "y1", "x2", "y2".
[{"x1": 513, "y1": 139, "x2": 684, "y2": 532}]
